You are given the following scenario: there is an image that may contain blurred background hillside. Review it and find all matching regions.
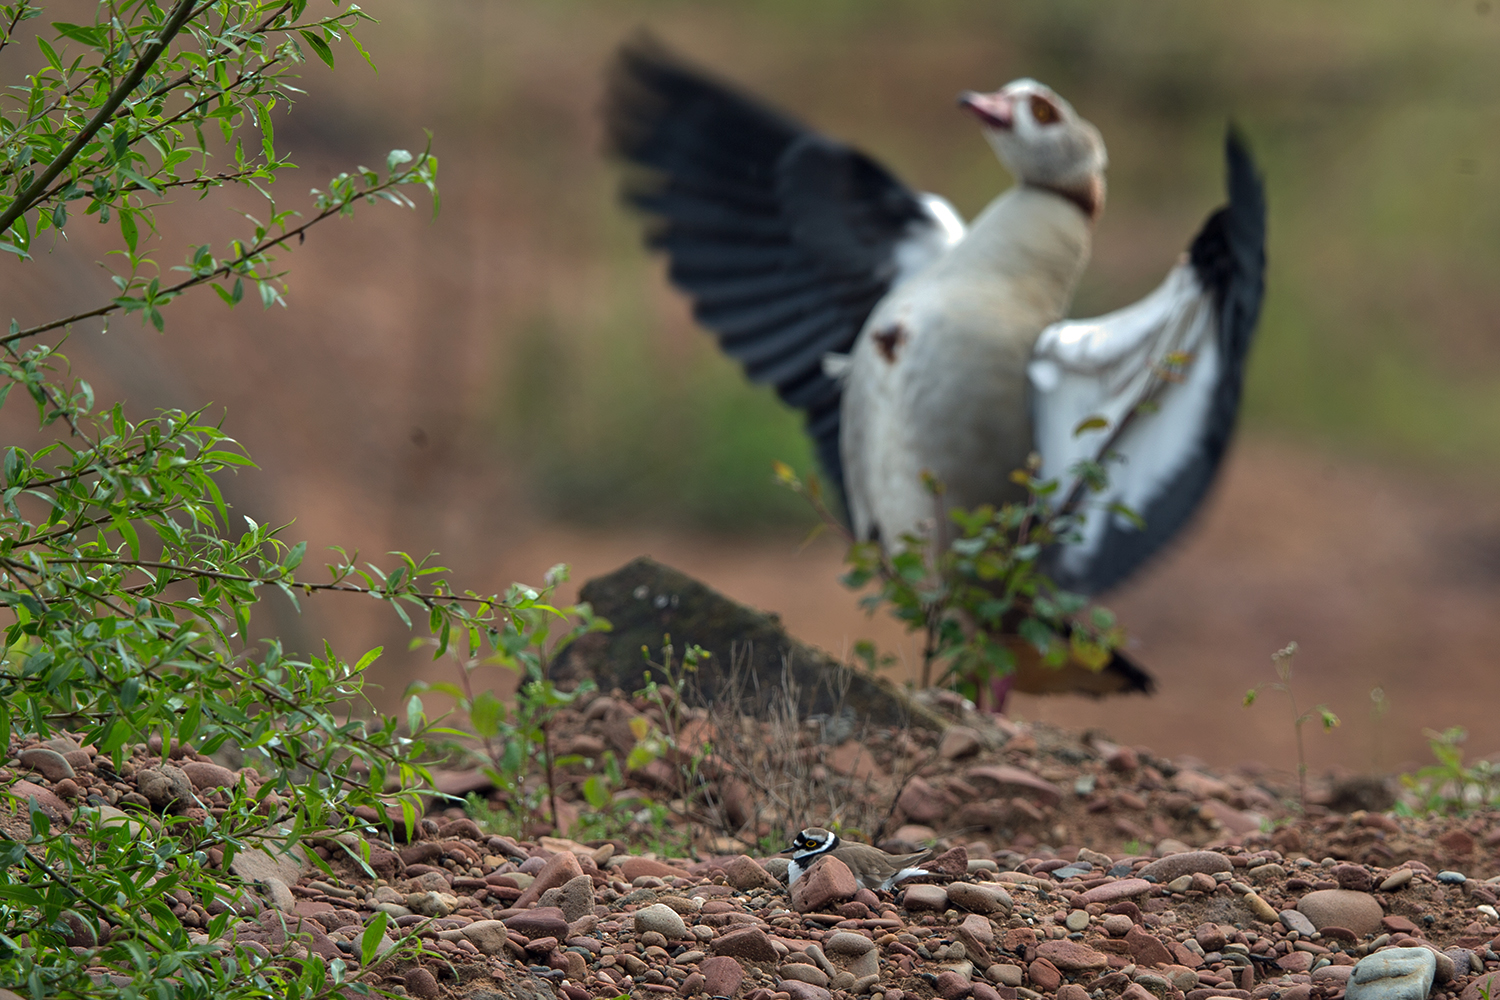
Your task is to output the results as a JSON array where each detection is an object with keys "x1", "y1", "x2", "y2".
[{"x1": 4, "y1": 0, "x2": 1500, "y2": 777}]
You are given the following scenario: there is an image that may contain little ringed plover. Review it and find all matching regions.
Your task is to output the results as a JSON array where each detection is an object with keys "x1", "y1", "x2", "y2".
[{"x1": 783, "y1": 827, "x2": 935, "y2": 892}]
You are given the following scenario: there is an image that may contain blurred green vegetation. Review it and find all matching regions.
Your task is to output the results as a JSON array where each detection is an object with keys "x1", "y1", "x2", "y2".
[{"x1": 445, "y1": 0, "x2": 1500, "y2": 527}]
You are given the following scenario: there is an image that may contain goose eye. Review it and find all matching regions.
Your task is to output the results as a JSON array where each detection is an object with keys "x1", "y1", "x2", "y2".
[{"x1": 1029, "y1": 94, "x2": 1059, "y2": 125}]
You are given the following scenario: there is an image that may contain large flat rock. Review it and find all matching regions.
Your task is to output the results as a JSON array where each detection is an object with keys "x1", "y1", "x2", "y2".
[{"x1": 551, "y1": 558, "x2": 944, "y2": 731}]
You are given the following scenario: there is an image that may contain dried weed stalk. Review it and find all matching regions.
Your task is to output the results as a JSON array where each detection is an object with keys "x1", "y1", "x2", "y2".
[{"x1": 695, "y1": 644, "x2": 902, "y2": 847}]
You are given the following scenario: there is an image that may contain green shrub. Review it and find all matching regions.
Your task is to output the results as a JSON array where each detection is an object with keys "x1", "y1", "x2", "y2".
[{"x1": 0, "y1": 3, "x2": 532, "y2": 996}]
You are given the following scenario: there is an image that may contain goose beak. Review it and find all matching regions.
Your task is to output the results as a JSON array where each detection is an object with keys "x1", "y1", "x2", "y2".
[{"x1": 960, "y1": 90, "x2": 1014, "y2": 130}]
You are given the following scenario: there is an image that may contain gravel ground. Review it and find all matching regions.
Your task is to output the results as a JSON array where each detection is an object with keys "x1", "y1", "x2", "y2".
[{"x1": 7, "y1": 692, "x2": 1500, "y2": 1000}]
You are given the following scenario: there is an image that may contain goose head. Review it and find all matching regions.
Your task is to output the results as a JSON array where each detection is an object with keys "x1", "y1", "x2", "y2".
[{"x1": 960, "y1": 79, "x2": 1108, "y2": 217}]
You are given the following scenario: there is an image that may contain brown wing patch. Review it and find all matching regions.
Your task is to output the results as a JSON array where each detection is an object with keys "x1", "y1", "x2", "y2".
[{"x1": 873, "y1": 324, "x2": 908, "y2": 363}]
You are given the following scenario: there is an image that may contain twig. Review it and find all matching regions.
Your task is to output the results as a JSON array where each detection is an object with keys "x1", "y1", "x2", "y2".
[{"x1": 0, "y1": 0, "x2": 197, "y2": 236}]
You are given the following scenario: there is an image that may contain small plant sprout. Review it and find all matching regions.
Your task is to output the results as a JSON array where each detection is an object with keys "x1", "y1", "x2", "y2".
[
  {"x1": 406, "y1": 566, "x2": 609, "y2": 839},
  {"x1": 1244, "y1": 641, "x2": 1340, "y2": 811},
  {"x1": 774, "y1": 457, "x2": 1126, "y2": 706},
  {"x1": 1399, "y1": 727, "x2": 1500, "y2": 815}
]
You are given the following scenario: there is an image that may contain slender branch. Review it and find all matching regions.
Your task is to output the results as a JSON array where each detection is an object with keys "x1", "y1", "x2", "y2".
[
  {"x1": 0, "y1": 4, "x2": 31, "y2": 60},
  {"x1": 0, "y1": 0, "x2": 197, "y2": 236},
  {"x1": 3, "y1": 162, "x2": 430, "y2": 346},
  {"x1": 3, "y1": 553, "x2": 496, "y2": 608}
]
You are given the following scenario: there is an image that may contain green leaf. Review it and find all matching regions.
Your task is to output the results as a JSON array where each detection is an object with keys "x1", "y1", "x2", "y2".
[
  {"x1": 51, "y1": 21, "x2": 104, "y2": 46},
  {"x1": 360, "y1": 910, "x2": 389, "y2": 965},
  {"x1": 1107, "y1": 501, "x2": 1146, "y2": 531},
  {"x1": 119, "y1": 210, "x2": 138, "y2": 253},
  {"x1": 469, "y1": 690, "x2": 505, "y2": 739},
  {"x1": 111, "y1": 512, "x2": 141, "y2": 559},
  {"x1": 299, "y1": 29, "x2": 335, "y2": 68},
  {"x1": 1073, "y1": 414, "x2": 1110, "y2": 436}
]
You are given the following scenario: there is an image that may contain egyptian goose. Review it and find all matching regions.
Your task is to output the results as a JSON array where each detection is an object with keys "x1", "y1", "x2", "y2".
[{"x1": 605, "y1": 36, "x2": 1266, "y2": 701}]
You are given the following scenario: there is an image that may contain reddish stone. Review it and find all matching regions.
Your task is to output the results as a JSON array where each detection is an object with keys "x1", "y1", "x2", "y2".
[
  {"x1": 897, "y1": 776, "x2": 959, "y2": 824},
  {"x1": 966, "y1": 765, "x2": 1063, "y2": 806},
  {"x1": 722, "y1": 855, "x2": 779, "y2": 891},
  {"x1": 1136, "y1": 851, "x2": 1232, "y2": 884},
  {"x1": 935, "y1": 971, "x2": 974, "y2": 999},
  {"x1": 503, "y1": 907, "x2": 569, "y2": 939},
  {"x1": 1439, "y1": 830, "x2": 1475, "y2": 854},
  {"x1": 780, "y1": 983, "x2": 833, "y2": 1000},
  {"x1": 180, "y1": 761, "x2": 239, "y2": 790},
  {"x1": 1462, "y1": 972, "x2": 1500, "y2": 1000},
  {"x1": 1075, "y1": 878, "x2": 1153, "y2": 906},
  {"x1": 926, "y1": 846, "x2": 969, "y2": 880},
  {"x1": 617, "y1": 856, "x2": 684, "y2": 881},
  {"x1": 1124, "y1": 926, "x2": 1174, "y2": 967},
  {"x1": 514, "y1": 850, "x2": 584, "y2": 909},
  {"x1": 791, "y1": 856, "x2": 858, "y2": 913},
  {"x1": 1171, "y1": 941, "x2": 1204, "y2": 969},
  {"x1": 1382, "y1": 914, "x2": 1420, "y2": 934},
  {"x1": 1035, "y1": 939, "x2": 1109, "y2": 971},
  {"x1": 1004, "y1": 927, "x2": 1037, "y2": 951},
  {"x1": 712, "y1": 926, "x2": 778, "y2": 962},
  {"x1": 955, "y1": 913, "x2": 994, "y2": 965},
  {"x1": 1028, "y1": 958, "x2": 1062, "y2": 992},
  {"x1": 1331, "y1": 864, "x2": 1374, "y2": 891},
  {"x1": 829, "y1": 740, "x2": 887, "y2": 780},
  {"x1": 1276, "y1": 951, "x2": 1313, "y2": 973},
  {"x1": 10, "y1": 780, "x2": 71, "y2": 825}
]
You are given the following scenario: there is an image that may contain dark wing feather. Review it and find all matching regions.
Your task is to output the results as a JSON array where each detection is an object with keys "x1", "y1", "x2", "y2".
[
  {"x1": 606, "y1": 34, "x2": 948, "y2": 509},
  {"x1": 1030, "y1": 130, "x2": 1267, "y2": 595}
]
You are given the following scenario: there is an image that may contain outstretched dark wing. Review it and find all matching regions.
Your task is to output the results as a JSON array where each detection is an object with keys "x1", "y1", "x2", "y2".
[
  {"x1": 606, "y1": 34, "x2": 964, "y2": 507},
  {"x1": 1028, "y1": 130, "x2": 1267, "y2": 594}
]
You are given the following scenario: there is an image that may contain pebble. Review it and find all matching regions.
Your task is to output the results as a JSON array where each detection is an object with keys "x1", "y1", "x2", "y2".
[
  {"x1": 515, "y1": 851, "x2": 584, "y2": 909},
  {"x1": 701, "y1": 955, "x2": 744, "y2": 997},
  {"x1": 723, "y1": 854, "x2": 780, "y2": 891},
  {"x1": 179, "y1": 761, "x2": 239, "y2": 790},
  {"x1": 1280, "y1": 909, "x2": 1317, "y2": 936},
  {"x1": 947, "y1": 882, "x2": 1012, "y2": 914},
  {"x1": 1438, "y1": 871, "x2": 1468, "y2": 884},
  {"x1": 792, "y1": 856, "x2": 858, "y2": 913},
  {"x1": 1347, "y1": 947, "x2": 1436, "y2": 1000},
  {"x1": 935, "y1": 970, "x2": 974, "y2": 999},
  {"x1": 939, "y1": 726, "x2": 983, "y2": 760},
  {"x1": 1034, "y1": 939, "x2": 1108, "y2": 972},
  {"x1": 1379, "y1": 869, "x2": 1415, "y2": 891},
  {"x1": 1462, "y1": 973, "x2": 1500, "y2": 1000},
  {"x1": 711, "y1": 926, "x2": 778, "y2": 962},
  {"x1": 990, "y1": 964, "x2": 1024, "y2": 987},
  {"x1": 1075, "y1": 878, "x2": 1152, "y2": 906},
  {"x1": 18, "y1": 747, "x2": 74, "y2": 781},
  {"x1": 1029, "y1": 957, "x2": 1062, "y2": 991},
  {"x1": 403, "y1": 968, "x2": 440, "y2": 1000},
  {"x1": 1137, "y1": 851, "x2": 1233, "y2": 884},
  {"x1": 1242, "y1": 891, "x2": 1280, "y2": 923},
  {"x1": 902, "y1": 884, "x2": 950, "y2": 911},
  {"x1": 1297, "y1": 889, "x2": 1385, "y2": 936},
  {"x1": 781, "y1": 982, "x2": 834, "y2": 1000},
  {"x1": 1065, "y1": 911, "x2": 1090, "y2": 932},
  {"x1": 780, "y1": 963, "x2": 830, "y2": 987},
  {"x1": 635, "y1": 903, "x2": 689, "y2": 939},
  {"x1": 459, "y1": 920, "x2": 509, "y2": 955}
]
